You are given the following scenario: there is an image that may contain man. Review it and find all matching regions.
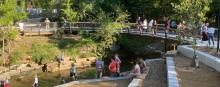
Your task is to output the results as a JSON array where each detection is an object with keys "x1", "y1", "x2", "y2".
[
  {"x1": 207, "y1": 26, "x2": 215, "y2": 47},
  {"x1": 45, "y1": 18, "x2": 50, "y2": 29},
  {"x1": 95, "y1": 59, "x2": 104, "y2": 78}
]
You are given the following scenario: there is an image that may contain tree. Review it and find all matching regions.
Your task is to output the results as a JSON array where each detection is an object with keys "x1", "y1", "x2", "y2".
[
  {"x1": 0, "y1": 0, "x2": 27, "y2": 65},
  {"x1": 172, "y1": 0, "x2": 212, "y2": 67}
]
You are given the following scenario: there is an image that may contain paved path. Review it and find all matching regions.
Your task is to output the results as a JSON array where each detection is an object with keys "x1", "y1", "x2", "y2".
[{"x1": 142, "y1": 59, "x2": 167, "y2": 87}]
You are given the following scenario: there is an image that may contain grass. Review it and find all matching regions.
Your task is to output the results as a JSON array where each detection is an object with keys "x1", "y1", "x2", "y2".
[{"x1": 1, "y1": 35, "x2": 98, "y2": 65}]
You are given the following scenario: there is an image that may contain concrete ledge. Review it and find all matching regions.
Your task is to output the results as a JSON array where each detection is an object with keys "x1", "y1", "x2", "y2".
[
  {"x1": 166, "y1": 57, "x2": 180, "y2": 87},
  {"x1": 178, "y1": 45, "x2": 220, "y2": 72},
  {"x1": 55, "y1": 76, "x2": 130, "y2": 87},
  {"x1": 128, "y1": 70, "x2": 149, "y2": 87},
  {"x1": 128, "y1": 78, "x2": 142, "y2": 87}
]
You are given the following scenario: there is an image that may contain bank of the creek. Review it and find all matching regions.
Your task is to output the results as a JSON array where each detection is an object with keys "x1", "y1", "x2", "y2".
[{"x1": 10, "y1": 67, "x2": 96, "y2": 87}]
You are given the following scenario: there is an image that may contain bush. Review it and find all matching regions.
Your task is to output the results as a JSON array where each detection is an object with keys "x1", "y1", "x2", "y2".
[
  {"x1": 10, "y1": 50, "x2": 24, "y2": 64},
  {"x1": 29, "y1": 44, "x2": 60, "y2": 64}
]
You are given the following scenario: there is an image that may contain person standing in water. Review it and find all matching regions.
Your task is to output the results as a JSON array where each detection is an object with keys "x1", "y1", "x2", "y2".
[
  {"x1": 33, "y1": 74, "x2": 38, "y2": 87},
  {"x1": 70, "y1": 63, "x2": 77, "y2": 80}
]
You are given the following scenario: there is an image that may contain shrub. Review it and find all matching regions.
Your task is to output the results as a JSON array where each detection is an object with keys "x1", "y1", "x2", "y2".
[
  {"x1": 29, "y1": 44, "x2": 60, "y2": 64},
  {"x1": 10, "y1": 50, "x2": 24, "y2": 64}
]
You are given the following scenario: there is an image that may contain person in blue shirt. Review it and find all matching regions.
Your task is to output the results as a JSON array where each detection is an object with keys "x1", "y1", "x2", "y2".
[{"x1": 95, "y1": 59, "x2": 104, "y2": 78}]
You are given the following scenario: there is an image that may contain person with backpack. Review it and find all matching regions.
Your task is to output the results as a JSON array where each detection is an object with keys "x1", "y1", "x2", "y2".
[
  {"x1": 95, "y1": 59, "x2": 104, "y2": 78},
  {"x1": 108, "y1": 58, "x2": 118, "y2": 77},
  {"x1": 70, "y1": 63, "x2": 77, "y2": 80}
]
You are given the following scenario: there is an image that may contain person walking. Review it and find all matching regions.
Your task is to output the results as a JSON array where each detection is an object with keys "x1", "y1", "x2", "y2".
[
  {"x1": 70, "y1": 63, "x2": 77, "y2": 80},
  {"x1": 108, "y1": 58, "x2": 118, "y2": 77},
  {"x1": 33, "y1": 74, "x2": 38, "y2": 87},
  {"x1": 207, "y1": 26, "x2": 215, "y2": 47},
  {"x1": 95, "y1": 59, "x2": 104, "y2": 78}
]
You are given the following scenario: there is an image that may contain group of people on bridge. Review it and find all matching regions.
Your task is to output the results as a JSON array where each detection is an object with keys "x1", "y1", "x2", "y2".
[{"x1": 135, "y1": 16, "x2": 216, "y2": 46}]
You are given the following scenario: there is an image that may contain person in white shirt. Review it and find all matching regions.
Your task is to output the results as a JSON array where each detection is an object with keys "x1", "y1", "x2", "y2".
[
  {"x1": 148, "y1": 19, "x2": 154, "y2": 32},
  {"x1": 207, "y1": 26, "x2": 215, "y2": 46},
  {"x1": 115, "y1": 54, "x2": 121, "y2": 73},
  {"x1": 143, "y1": 19, "x2": 148, "y2": 32},
  {"x1": 45, "y1": 18, "x2": 50, "y2": 29},
  {"x1": 33, "y1": 74, "x2": 38, "y2": 87},
  {"x1": 129, "y1": 61, "x2": 141, "y2": 78},
  {"x1": 200, "y1": 23, "x2": 208, "y2": 42}
]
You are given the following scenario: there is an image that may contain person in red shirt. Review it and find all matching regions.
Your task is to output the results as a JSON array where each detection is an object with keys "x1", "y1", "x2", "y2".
[
  {"x1": 4, "y1": 79, "x2": 9, "y2": 87},
  {"x1": 108, "y1": 58, "x2": 118, "y2": 77}
]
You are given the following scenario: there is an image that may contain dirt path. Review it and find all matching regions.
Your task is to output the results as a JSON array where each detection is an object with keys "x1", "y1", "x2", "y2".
[
  {"x1": 142, "y1": 59, "x2": 167, "y2": 87},
  {"x1": 175, "y1": 55, "x2": 220, "y2": 87}
]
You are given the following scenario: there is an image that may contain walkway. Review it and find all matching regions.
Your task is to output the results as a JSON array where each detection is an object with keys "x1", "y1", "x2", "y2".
[{"x1": 142, "y1": 59, "x2": 167, "y2": 87}]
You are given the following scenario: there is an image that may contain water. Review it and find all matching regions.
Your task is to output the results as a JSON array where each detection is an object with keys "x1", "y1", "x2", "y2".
[{"x1": 9, "y1": 67, "x2": 95, "y2": 87}]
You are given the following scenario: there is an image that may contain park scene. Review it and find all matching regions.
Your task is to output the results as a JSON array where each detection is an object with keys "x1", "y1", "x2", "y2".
[{"x1": 0, "y1": 0, "x2": 220, "y2": 87}]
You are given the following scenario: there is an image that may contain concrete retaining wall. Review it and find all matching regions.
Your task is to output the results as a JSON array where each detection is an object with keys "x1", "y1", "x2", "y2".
[
  {"x1": 166, "y1": 57, "x2": 180, "y2": 87},
  {"x1": 178, "y1": 45, "x2": 220, "y2": 72}
]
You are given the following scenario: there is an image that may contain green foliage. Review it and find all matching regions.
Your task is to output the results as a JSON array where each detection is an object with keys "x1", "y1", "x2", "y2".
[
  {"x1": 96, "y1": 8, "x2": 129, "y2": 59},
  {"x1": 172, "y1": 0, "x2": 212, "y2": 44},
  {"x1": 172, "y1": 0, "x2": 211, "y2": 23},
  {"x1": 6, "y1": 27, "x2": 19, "y2": 41},
  {"x1": 10, "y1": 50, "x2": 24, "y2": 64},
  {"x1": 0, "y1": 0, "x2": 26, "y2": 26},
  {"x1": 29, "y1": 44, "x2": 60, "y2": 64},
  {"x1": 57, "y1": 38, "x2": 97, "y2": 59},
  {"x1": 62, "y1": 0, "x2": 78, "y2": 22}
]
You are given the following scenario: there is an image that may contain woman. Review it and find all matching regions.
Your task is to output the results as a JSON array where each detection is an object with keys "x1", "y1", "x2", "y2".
[{"x1": 129, "y1": 61, "x2": 141, "y2": 78}]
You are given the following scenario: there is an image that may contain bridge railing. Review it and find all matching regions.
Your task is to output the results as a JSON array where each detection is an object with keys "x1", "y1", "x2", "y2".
[
  {"x1": 19, "y1": 22, "x2": 180, "y2": 36},
  {"x1": 57, "y1": 22, "x2": 102, "y2": 32},
  {"x1": 20, "y1": 22, "x2": 57, "y2": 35}
]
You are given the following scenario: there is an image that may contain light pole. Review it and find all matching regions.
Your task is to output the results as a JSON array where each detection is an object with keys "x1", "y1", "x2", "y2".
[{"x1": 217, "y1": 6, "x2": 220, "y2": 52}]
